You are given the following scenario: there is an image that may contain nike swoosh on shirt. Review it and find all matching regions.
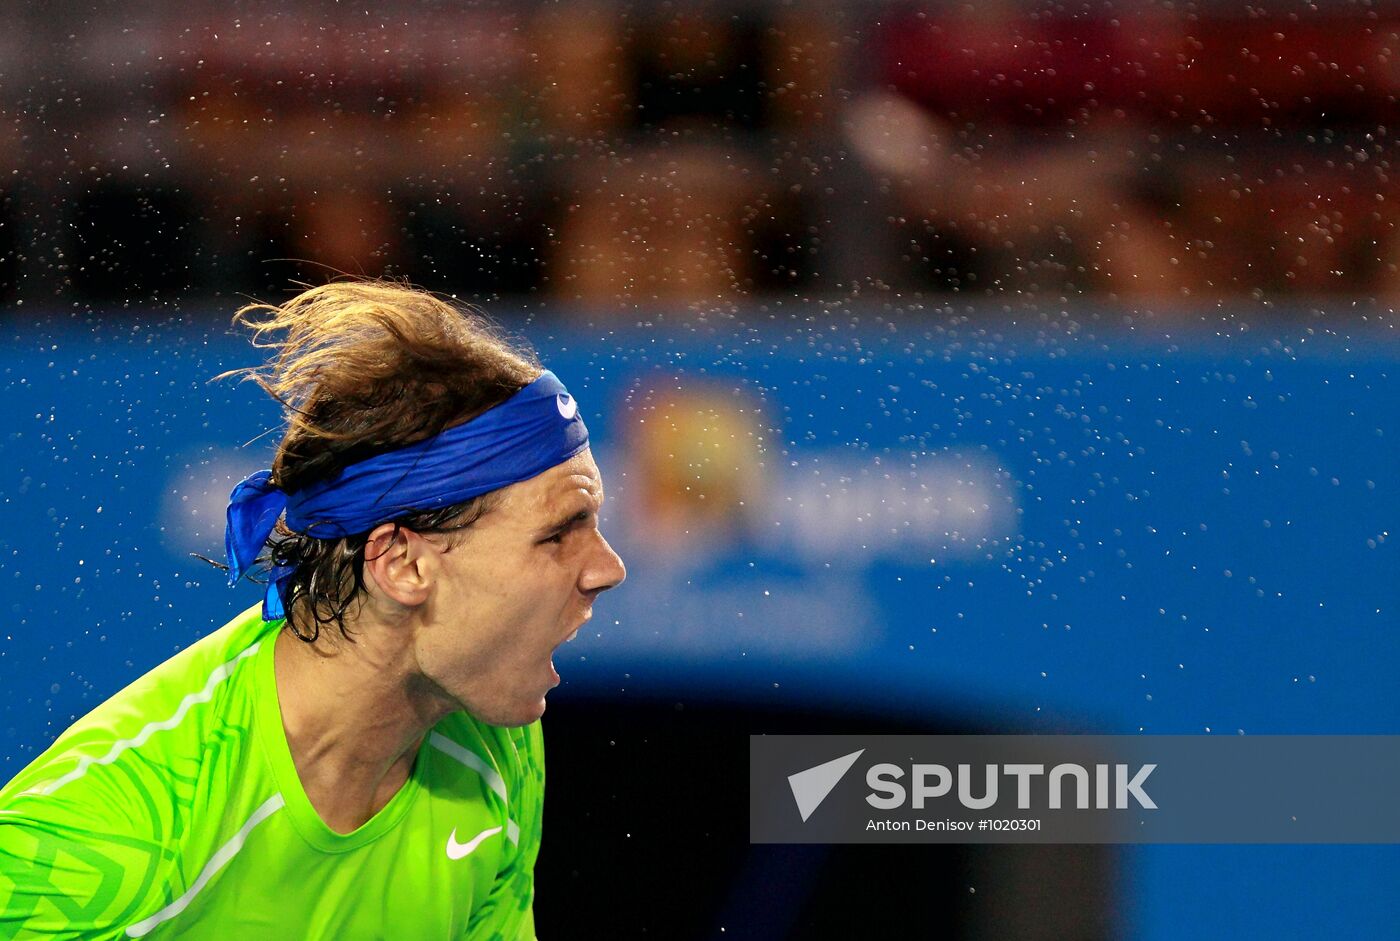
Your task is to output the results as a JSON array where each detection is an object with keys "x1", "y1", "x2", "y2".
[
  {"x1": 446, "y1": 825, "x2": 503, "y2": 860},
  {"x1": 556, "y1": 394, "x2": 578, "y2": 420}
]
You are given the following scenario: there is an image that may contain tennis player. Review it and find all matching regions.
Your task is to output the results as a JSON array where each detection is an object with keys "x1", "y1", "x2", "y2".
[{"x1": 0, "y1": 281, "x2": 626, "y2": 938}]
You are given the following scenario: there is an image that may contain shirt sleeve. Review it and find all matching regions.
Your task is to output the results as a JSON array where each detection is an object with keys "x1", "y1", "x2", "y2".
[
  {"x1": 462, "y1": 719, "x2": 545, "y2": 941},
  {"x1": 0, "y1": 795, "x2": 169, "y2": 940}
]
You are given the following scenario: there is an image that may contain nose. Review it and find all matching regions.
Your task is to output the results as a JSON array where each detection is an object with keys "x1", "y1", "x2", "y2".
[{"x1": 581, "y1": 530, "x2": 627, "y2": 595}]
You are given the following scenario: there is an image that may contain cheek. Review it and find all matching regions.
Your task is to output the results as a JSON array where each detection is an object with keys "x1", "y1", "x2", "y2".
[
  {"x1": 438, "y1": 546, "x2": 576, "y2": 651},
  {"x1": 519, "y1": 547, "x2": 576, "y2": 594}
]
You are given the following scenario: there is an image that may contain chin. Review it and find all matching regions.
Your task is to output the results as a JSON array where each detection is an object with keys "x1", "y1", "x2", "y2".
[
  {"x1": 501, "y1": 699, "x2": 548, "y2": 728},
  {"x1": 480, "y1": 696, "x2": 548, "y2": 729}
]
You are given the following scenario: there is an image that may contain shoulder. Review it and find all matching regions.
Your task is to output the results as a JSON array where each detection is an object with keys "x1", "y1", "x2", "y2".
[
  {"x1": 0, "y1": 606, "x2": 274, "y2": 873},
  {"x1": 0, "y1": 605, "x2": 273, "y2": 807},
  {"x1": 0, "y1": 606, "x2": 275, "y2": 936},
  {"x1": 427, "y1": 715, "x2": 543, "y2": 816}
]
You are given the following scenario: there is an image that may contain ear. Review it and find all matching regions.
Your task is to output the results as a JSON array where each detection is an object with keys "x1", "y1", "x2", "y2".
[{"x1": 362, "y1": 523, "x2": 432, "y2": 608}]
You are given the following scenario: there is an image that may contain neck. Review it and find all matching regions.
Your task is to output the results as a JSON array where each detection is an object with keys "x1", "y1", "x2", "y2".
[{"x1": 271, "y1": 614, "x2": 454, "y2": 834}]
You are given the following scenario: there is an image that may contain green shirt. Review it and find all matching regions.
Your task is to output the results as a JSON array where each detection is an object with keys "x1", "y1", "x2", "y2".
[{"x1": 0, "y1": 606, "x2": 543, "y2": 939}]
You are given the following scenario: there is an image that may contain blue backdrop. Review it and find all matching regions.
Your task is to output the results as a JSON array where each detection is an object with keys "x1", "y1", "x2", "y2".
[{"x1": 1, "y1": 311, "x2": 1396, "y2": 937}]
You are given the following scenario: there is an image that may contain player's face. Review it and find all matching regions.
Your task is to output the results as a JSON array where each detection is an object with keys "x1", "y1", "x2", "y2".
[{"x1": 414, "y1": 448, "x2": 626, "y2": 727}]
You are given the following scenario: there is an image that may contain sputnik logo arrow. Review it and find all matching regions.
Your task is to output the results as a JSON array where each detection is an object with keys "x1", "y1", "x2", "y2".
[{"x1": 787, "y1": 749, "x2": 865, "y2": 822}]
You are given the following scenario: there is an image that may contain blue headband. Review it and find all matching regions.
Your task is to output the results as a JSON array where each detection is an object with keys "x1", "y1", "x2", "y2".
[{"x1": 224, "y1": 370, "x2": 589, "y2": 621}]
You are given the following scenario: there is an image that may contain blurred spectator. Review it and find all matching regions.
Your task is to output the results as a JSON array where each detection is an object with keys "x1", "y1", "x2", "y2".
[
  {"x1": 552, "y1": 144, "x2": 757, "y2": 305},
  {"x1": 529, "y1": 3, "x2": 629, "y2": 137},
  {"x1": 2, "y1": 0, "x2": 1396, "y2": 311},
  {"x1": 858, "y1": 2, "x2": 1396, "y2": 302},
  {"x1": 845, "y1": 93, "x2": 1195, "y2": 299}
]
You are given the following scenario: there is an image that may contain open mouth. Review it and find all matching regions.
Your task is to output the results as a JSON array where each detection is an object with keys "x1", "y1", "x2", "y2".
[
  {"x1": 553, "y1": 627, "x2": 581, "y2": 655},
  {"x1": 549, "y1": 611, "x2": 592, "y2": 685},
  {"x1": 558, "y1": 607, "x2": 592, "y2": 649},
  {"x1": 549, "y1": 625, "x2": 584, "y2": 682}
]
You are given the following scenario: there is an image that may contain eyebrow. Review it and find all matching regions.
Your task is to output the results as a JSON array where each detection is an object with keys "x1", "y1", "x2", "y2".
[
  {"x1": 537, "y1": 485, "x2": 605, "y2": 536},
  {"x1": 534, "y1": 481, "x2": 602, "y2": 532},
  {"x1": 538, "y1": 506, "x2": 594, "y2": 537}
]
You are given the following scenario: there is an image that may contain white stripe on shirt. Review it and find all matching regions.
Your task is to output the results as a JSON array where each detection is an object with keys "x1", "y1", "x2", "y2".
[
  {"x1": 39, "y1": 642, "x2": 263, "y2": 796},
  {"x1": 125, "y1": 793, "x2": 285, "y2": 938}
]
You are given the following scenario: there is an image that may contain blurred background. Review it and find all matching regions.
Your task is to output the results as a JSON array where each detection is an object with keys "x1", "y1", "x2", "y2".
[{"x1": 1, "y1": 1, "x2": 1397, "y2": 938}]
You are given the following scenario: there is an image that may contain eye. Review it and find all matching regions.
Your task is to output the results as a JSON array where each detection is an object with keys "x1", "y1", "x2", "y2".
[{"x1": 541, "y1": 531, "x2": 566, "y2": 545}]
